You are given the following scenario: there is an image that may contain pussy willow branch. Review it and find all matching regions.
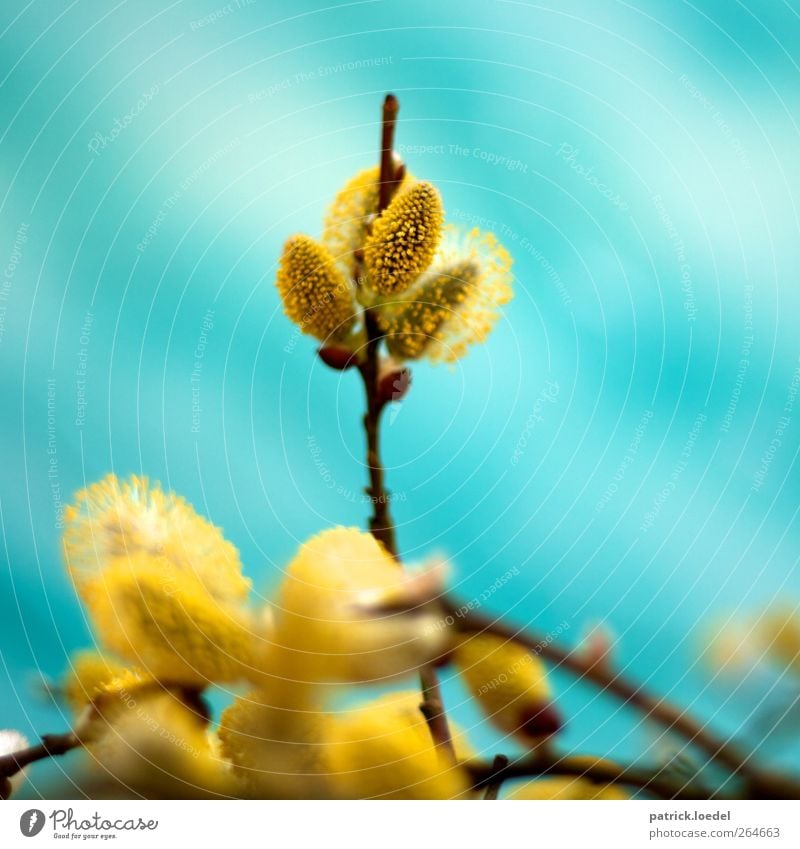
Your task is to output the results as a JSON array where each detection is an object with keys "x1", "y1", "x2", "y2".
[
  {"x1": 0, "y1": 682, "x2": 209, "y2": 792},
  {"x1": 444, "y1": 599, "x2": 800, "y2": 799},
  {"x1": 355, "y1": 93, "x2": 456, "y2": 763},
  {"x1": 467, "y1": 753, "x2": 715, "y2": 801}
]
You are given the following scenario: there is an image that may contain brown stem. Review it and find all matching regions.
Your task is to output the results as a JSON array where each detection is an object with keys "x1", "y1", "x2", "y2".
[
  {"x1": 0, "y1": 730, "x2": 80, "y2": 794},
  {"x1": 482, "y1": 753, "x2": 509, "y2": 799},
  {"x1": 444, "y1": 600, "x2": 800, "y2": 798},
  {"x1": 378, "y1": 94, "x2": 400, "y2": 212},
  {"x1": 360, "y1": 312, "x2": 396, "y2": 555},
  {"x1": 467, "y1": 754, "x2": 716, "y2": 801},
  {"x1": 355, "y1": 94, "x2": 456, "y2": 763}
]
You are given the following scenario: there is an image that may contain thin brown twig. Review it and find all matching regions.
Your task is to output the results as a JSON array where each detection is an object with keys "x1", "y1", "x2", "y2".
[
  {"x1": 482, "y1": 753, "x2": 509, "y2": 799},
  {"x1": 467, "y1": 754, "x2": 716, "y2": 801},
  {"x1": 0, "y1": 730, "x2": 80, "y2": 795},
  {"x1": 354, "y1": 93, "x2": 456, "y2": 764},
  {"x1": 378, "y1": 93, "x2": 399, "y2": 211},
  {"x1": 359, "y1": 311, "x2": 396, "y2": 555}
]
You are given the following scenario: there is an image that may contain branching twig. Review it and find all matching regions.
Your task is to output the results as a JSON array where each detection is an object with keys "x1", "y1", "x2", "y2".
[
  {"x1": 467, "y1": 754, "x2": 715, "y2": 800},
  {"x1": 5, "y1": 93, "x2": 797, "y2": 804},
  {"x1": 444, "y1": 599, "x2": 800, "y2": 799}
]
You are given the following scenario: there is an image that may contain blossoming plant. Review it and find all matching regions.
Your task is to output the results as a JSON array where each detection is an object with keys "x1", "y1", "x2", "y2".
[{"x1": 2, "y1": 95, "x2": 800, "y2": 801}]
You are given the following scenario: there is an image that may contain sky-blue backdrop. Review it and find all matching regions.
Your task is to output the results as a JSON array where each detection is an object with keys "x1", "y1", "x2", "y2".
[{"x1": 1, "y1": 0, "x2": 799, "y2": 790}]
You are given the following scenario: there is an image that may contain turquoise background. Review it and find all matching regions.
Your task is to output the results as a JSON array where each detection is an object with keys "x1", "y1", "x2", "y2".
[{"x1": 1, "y1": 0, "x2": 799, "y2": 792}]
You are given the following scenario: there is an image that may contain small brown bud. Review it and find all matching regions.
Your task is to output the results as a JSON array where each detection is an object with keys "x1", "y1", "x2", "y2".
[
  {"x1": 317, "y1": 345, "x2": 357, "y2": 370},
  {"x1": 578, "y1": 623, "x2": 615, "y2": 673},
  {"x1": 378, "y1": 365, "x2": 411, "y2": 404},
  {"x1": 517, "y1": 702, "x2": 563, "y2": 742}
]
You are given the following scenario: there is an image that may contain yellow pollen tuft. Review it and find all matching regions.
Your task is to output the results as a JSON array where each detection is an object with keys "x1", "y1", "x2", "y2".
[
  {"x1": 63, "y1": 474, "x2": 249, "y2": 605},
  {"x1": 270, "y1": 527, "x2": 446, "y2": 685},
  {"x1": 380, "y1": 260, "x2": 479, "y2": 360},
  {"x1": 364, "y1": 182, "x2": 443, "y2": 295},
  {"x1": 85, "y1": 690, "x2": 233, "y2": 798},
  {"x1": 276, "y1": 235, "x2": 356, "y2": 342},
  {"x1": 62, "y1": 651, "x2": 130, "y2": 714},
  {"x1": 326, "y1": 691, "x2": 471, "y2": 799},
  {"x1": 80, "y1": 552, "x2": 256, "y2": 686},
  {"x1": 377, "y1": 225, "x2": 513, "y2": 363},
  {"x1": 217, "y1": 690, "x2": 331, "y2": 799},
  {"x1": 322, "y1": 166, "x2": 408, "y2": 272}
]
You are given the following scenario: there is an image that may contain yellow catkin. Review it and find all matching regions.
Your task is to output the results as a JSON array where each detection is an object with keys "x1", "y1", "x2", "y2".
[
  {"x1": 84, "y1": 691, "x2": 232, "y2": 799},
  {"x1": 454, "y1": 632, "x2": 558, "y2": 745},
  {"x1": 80, "y1": 552, "x2": 255, "y2": 686},
  {"x1": 275, "y1": 234, "x2": 355, "y2": 341},
  {"x1": 377, "y1": 225, "x2": 513, "y2": 363},
  {"x1": 703, "y1": 621, "x2": 756, "y2": 675},
  {"x1": 63, "y1": 474, "x2": 249, "y2": 605},
  {"x1": 704, "y1": 606, "x2": 800, "y2": 677},
  {"x1": 756, "y1": 606, "x2": 800, "y2": 673},
  {"x1": 364, "y1": 182, "x2": 443, "y2": 295},
  {"x1": 326, "y1": 691, "x2": 470, "y2": 800},
  {"x1": 271, "y1": 527, "x2": 446, "y2": 685},
  {"x1": 322, "y1": 166, "x2": 408, "y2": 269},
  {"x1": 380, "y1": 260, "x2": 480, "y2": 360},
  {"x1": 62, "y1": 651, "x2": 129, "y2": 713},
  {"x1": 217, "y1": 689, "x2": 331, "y2": 799},
  {"x1": 508, "y1": 777, "x2": 629, "y2": 800}
]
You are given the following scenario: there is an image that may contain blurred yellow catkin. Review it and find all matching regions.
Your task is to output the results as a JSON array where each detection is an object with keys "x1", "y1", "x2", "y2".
[
  {"x1": 326, "y1": 691, "x2": 470, "y2": 799},
  {"x1": 454, "y1": 632, "x2": 561, "y2": 745},
  {"x1": 270, "y1": 526, "x2": 447, "y2": 685}
]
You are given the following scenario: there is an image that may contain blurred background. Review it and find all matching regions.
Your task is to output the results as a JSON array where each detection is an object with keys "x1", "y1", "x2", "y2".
[{"x1": 1, "y1": 0, "x2": 799, "y2": 791}]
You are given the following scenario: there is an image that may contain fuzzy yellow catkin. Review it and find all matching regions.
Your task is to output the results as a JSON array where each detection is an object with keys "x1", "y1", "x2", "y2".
[
  {"x1": 321, "y1": 166, "x2": 406, "y2": 265},
  {"x1": 376, "y1": 225, "x2": 513, "y2": 363},
  {"x1": 217, "y1": 689, "x2": 332, "y2": 800},
  {"x1": 381, "y1": 260, "x2": 479, "y2": 360},
  {"x1": 275, "y1": 234, "x2": 355, "y2": 341},
  {"x1": 454, "y1": 632, "x2": 560, "y2": 745},
  {"x1": 63, "y1": 474, "x2": 250, "y2": 605},
  {"x1": 756, "y1": 606, "x2": 800, "y2": 673},
  {"x1": 364, "y1": 181, "x2": 443, "y2": 295},
  {"x1": 322, "y1": 166, "x2": 380, "y2": 261},
  {"x1": 326, "y1": 691, "x2": 471, "y2": 800},
  {"x1": 84, "y1": 691, "x2": 231, "y2": 799},
  {"x1": 80, "y1": 552, "x2": 255, "y2": 686},
  {"x1": 270, "y1": 527, "x2": 446, "y2": 685},
  {"x1": 62, "y1": 651, "x2": 129, "y2": 713}
]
